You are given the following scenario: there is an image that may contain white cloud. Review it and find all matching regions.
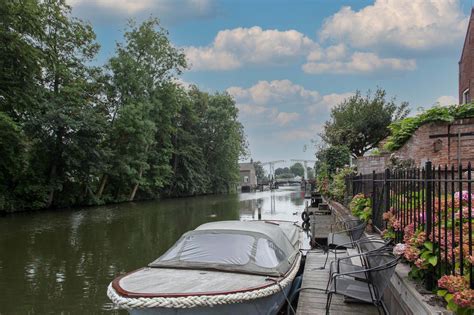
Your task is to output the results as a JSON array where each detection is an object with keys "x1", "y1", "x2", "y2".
[
  {"x1": 236, "y1": 80, "x2": 321, "y2": 105},
  {"x1": 306, "y1": 92, "x2": 354, "y2": 114},
  {"x1": 67, "y1": 0, "x2": 217, "y2": 23},
  {"x1": 237, "y1": 103, "x2": 267, "y2": 115},
  {"x1": 279, "y1": 124, "x2": 323, "y2": 141},
  {"x1": 307, "y1": 43, "x2": 346, "y2": 62},
  {"x1": 185, "y1": 47, "x2": 241, "y2": 70},
  {"x1": 185, "y1": 27, "x2": 318, "y2": 71},
  {"x1": 68, "y1": 0, "x2": 153, "y2": 14},
  {"x1": 185, "y1": 22, "x2": 423, "y2": 74},
  {"x1": 228, "y1": 80, "x2": 352, "y2": 125},
  {"x1": 274, "y1": 111, "x2": 300, "y2": 126},
  {"x1": 303, "y1": 52, "x2": 416, "y2": 74},
  {"x1": 320, "y1": 0, "x2": 468, "y2": 52},
  {"x1": 436, "y1": 95, "x2": 458, "y2": 106}
]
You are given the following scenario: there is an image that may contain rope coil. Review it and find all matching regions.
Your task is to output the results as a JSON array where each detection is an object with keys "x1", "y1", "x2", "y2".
[{"x1": 107, "y1": 255, "x2": 301, "y2": 309}]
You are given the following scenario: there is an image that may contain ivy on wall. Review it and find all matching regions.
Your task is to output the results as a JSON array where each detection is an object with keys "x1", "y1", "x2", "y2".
[{"x1": 384, "y1": 103, "x2": 474, "y2": 151}]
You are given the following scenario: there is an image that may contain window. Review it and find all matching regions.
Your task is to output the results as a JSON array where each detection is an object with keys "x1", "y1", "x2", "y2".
[
  {"x1": 244, "y1": 176, "x2": 249, "y2": 183},
  {"x1": 463, "y1": 88, "x2": 470, "y2": 104},
  {"x1": 255, "y1": 238, "x2": 285, "y2": 268}
]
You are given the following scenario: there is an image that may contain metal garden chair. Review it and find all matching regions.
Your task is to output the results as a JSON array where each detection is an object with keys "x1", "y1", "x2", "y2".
[
  {"x1": 326, "y1": 238, "x2": 393, "y2": 291},
  {"x1": 321, "y1": 220, "x2": 367, "y2": 269},
  {"x1": 325, "y1": 252, "x2": 401, "y2": 315}
]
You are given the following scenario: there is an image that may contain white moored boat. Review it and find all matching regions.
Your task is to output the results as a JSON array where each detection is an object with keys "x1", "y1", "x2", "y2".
[{"x1": 107, "y1": 220, "x2": 303, "y2": 315}]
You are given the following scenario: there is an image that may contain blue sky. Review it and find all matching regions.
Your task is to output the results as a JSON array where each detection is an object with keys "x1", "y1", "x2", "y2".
[{"x1": 69, "y1": 0, "x2": 473, "y2": 168}]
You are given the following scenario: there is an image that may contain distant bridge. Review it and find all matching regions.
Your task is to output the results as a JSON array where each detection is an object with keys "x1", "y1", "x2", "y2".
[{"x1": 260, "y1": 159, "x2": 316, "y2": 180}]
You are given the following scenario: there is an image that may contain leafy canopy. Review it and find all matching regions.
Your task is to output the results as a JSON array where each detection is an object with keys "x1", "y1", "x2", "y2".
[
  {"x1": 315, "y1": 145, "x2": 351, "y2": 175},
  {"x1": 323, "y1": 88, "x2": 409, "y2": 157}
]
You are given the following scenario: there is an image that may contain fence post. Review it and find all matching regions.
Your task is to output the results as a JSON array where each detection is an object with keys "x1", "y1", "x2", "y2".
[
  {"x1": 371, "y1": 170, "x2": 376, "y2": 217},
  {"x1": 383, "y1": 168, "x2": 390, "y2": 218},
  {"x1": 425, "y1": 161, "x2": 434, "y2": 290}
]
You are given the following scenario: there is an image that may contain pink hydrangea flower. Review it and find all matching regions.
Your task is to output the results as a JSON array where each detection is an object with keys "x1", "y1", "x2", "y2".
[
  {"x1": 453, "y1": 289, "x2": 474, "y2": 309},
  {"x1": 393, "y1": 243, "x2": 406, "y2": 256},
  {"x1": 438, "y1": 275, "x2": 469, "y2": 293}
]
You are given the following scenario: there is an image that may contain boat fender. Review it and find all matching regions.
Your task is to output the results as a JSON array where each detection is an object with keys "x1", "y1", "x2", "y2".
[
  {"x1": 301, "y1": 221, "x2": 310, "y2": 231},
  {"x1": 301, "y1": 212, "x2": 309, "y2": 222}
]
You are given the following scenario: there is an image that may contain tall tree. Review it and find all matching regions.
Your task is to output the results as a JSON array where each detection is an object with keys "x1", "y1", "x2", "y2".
[
  {"x1": 163, "y1": 85, "x2": 208, "y2": 196},
  {"x1": 101, "y1": 18, "x2": 186, "y2": 201},
  {"x1": 202, "y1": 92, "x2": 247, "y2": 193},
  {"x1": 290, "y1": 163, "x2": 305, "y2": 177},
  {"x1": 253, "y1": 161, "x2": 266, "y2": 183},
  {"x1": 0, "y1": 0, "x2": 44, "y2": 117},
  {"x1": 322, "y1": 88, "x2": 409, "y2": 157},
  {"x1": 315, "y1": 145, "x2": 351, "y2": 175},
  {"x1": 36, "y1": 0, "x2": 102, "y2": 208}
]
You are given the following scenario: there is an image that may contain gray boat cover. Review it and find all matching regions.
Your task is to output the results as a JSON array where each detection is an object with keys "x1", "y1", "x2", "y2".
[{"x1": 149, "y1": 220, "x2": 301, "y2": 277}]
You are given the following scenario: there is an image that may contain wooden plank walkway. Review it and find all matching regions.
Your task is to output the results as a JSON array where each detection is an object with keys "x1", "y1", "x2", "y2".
[{"x1": 296, "y1": 251, "x2": 379, "y2": 315}]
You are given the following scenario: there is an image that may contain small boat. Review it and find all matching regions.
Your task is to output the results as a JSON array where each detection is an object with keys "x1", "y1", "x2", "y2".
[{"x1": 107, "y1": 220, "x2": 302, "y2": 315}]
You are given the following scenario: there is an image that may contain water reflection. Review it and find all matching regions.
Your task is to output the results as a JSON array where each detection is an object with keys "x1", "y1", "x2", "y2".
[{"x1": 0, "y1": 187, "x2": 305, "y2": 314}]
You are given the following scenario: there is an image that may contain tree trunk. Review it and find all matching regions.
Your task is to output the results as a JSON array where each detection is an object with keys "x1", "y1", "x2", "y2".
[
  {"x1": 45, "y1": 164, "x2": 57, "y2": 208},
  {"x1": 96, "y1": 174, "x2": 108, "y2": 199},
  {"x1": 129, "y1": 169, "x2": 143, "y2": 201}
]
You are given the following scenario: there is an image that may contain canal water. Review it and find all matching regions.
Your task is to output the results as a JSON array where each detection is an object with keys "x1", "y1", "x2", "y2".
[{"x1": 0, "y1": 186, "x2": 309, "y2": 314}]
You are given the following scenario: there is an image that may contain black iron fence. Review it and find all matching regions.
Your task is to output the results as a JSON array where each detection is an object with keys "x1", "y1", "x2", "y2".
[{"x1": 346, "y1": 161, "x2": 473, "y2": 290}]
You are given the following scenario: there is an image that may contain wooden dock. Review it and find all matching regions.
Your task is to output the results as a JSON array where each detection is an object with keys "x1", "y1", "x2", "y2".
[
  {"x1": 297, "y1": 196, "x2": 378, "y2": 314},
  {"x1": 296, "y1": 251, "x2": 379, "y2": 315}
]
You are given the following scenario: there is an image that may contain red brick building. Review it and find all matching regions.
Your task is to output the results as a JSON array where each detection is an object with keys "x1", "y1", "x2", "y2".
[{"x1": 459, "y1": 9, "x2": 474, "y2": 104}]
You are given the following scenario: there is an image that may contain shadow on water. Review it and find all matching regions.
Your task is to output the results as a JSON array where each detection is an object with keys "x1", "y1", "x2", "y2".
[{"x1": 0, "y1": 187, "x2": 305, "y2": 314}]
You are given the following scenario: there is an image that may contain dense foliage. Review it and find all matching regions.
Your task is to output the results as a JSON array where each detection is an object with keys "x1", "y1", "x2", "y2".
[
  {"x1": 384, "y1": 103, "x2": 474, "y2": 151},
  {"x1": 349, "y1": 193, "x2": 372, "y2": 222},
  {"x1": 315, "y1": 145, "x2": 351, "y2": 175},
  {"x1": 323, "y1": 88, "x2": 409, "y2": 157},
  {"x1": 274, "y1": 163, "x2": 310, "y2": 179},
  {"x1": 290, "y1": 163, "x2": 305, "y2": 177},
  {"x1": 253, "y1": 161, "x2": 266, "y2": 183},
  {"x1": 0, "y1": 1, "x2": 246, "y2": 212}
]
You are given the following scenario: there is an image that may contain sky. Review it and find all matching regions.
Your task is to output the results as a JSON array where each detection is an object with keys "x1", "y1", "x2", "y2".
[{"x1": 68, "y1": 0, "x2": 473, "y2": 168}]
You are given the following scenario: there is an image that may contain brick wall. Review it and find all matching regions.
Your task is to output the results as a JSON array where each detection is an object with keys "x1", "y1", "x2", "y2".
[
  {"x1": 395, "y1": 118, "x2": 474, "y2": 168},
  {"x1": 356, "y1": 118, "x2": 474, "y2": 174}
]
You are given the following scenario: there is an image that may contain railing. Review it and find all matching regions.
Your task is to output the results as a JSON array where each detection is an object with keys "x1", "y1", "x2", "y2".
[{"x1": 346, "y1": 161, "x2": 473, "y2": 290}]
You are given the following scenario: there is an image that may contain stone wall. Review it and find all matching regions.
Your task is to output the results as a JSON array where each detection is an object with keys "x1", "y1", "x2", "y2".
[{"x1": 355, "y1": 155, "x2": 390, "y2": 174}]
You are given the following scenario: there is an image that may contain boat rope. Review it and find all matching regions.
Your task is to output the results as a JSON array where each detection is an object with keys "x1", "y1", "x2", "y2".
[{"x1": 107, "y1": 254, "x2": 301, "y2": 309}]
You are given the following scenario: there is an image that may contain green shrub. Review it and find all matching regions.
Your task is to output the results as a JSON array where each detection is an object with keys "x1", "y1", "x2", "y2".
[
  {"x1": 329, "y1": 167, "x2": 355, "y2": 203},
  {"x1": 349, "y1": 193, "x2": 372, "y2": 221}
]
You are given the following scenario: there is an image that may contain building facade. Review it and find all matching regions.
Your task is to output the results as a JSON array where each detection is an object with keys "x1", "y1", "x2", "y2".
[
  {"x1": 459, "y1": 9, "x2": 474, "y2": 104},
  {"x1": 239, "y1": 162, "x2": 257, "y2": 192}
]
